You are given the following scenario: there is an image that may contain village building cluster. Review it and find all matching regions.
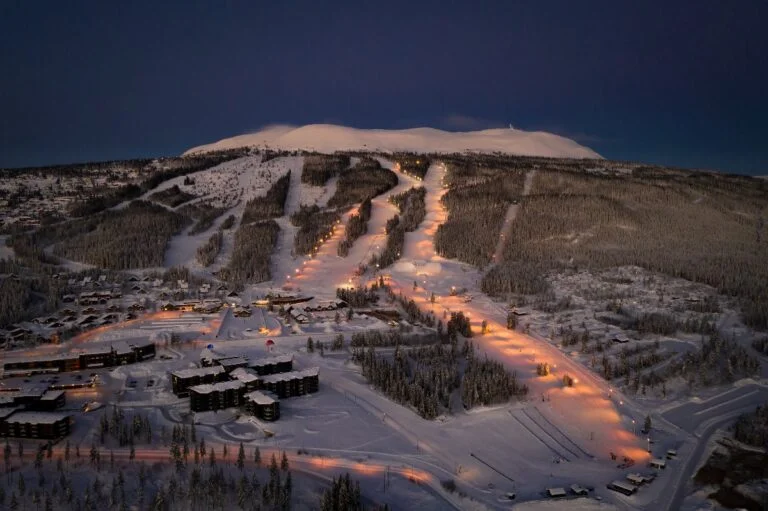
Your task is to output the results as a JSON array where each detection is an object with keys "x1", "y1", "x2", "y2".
[{"x1": 171, "y1": 354, "x2": 318, "y2": 422}]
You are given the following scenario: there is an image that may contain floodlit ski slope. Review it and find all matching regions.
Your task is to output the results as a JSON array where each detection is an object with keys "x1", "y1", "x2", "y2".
[
  {"x1": 275, "y1": 159, "x2": 422, "y2": 293},
  {"x1": 270, "y1": 160, "x2": 648, "y2": 504},
  {"x1": 184, "y1": 124, "x2": 602, "y2": 159}
]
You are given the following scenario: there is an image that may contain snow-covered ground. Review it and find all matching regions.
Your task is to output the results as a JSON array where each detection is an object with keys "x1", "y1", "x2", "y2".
[{"x1": 184, "y1": 124, "x2": 602, "y2": 159}]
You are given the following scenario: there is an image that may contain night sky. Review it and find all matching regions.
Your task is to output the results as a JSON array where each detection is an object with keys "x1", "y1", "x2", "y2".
[{"x1": 1, "y1": 1, "x2": 767, "y2": 174}]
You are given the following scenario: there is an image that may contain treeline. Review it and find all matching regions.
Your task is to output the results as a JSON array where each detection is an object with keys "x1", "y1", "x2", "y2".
[
  {"x1": 352, "y1": 343, "x2": 460, "y2": 419},
  {"x1": 482, "y1": 168, "x2": 768, "y2": 329},
  {"x1": 196, "y1": 231, "x2": 223, "y2": 267},
  {"x1": 349, "y1": 330, "x2": 438, "y2": 348},
  {"x1": 0, "y1": 439, "x2": 296, "y2": 511},
  {"x1": 301, "y1": 154, "x2": 350, "y2": 186},
  {"x1": 461, "y1": 341, "x2": 528, "y2": 408},
  {"x1": 327, "y1": 158, "x2": 397, "y2": 208},
  {"x1": 149, "y1": 185, "x2": 197, "y2": 208},
  {"x1": 733, "y1": 405, "x2": 768, "y2": 449},
  {"x1": 290, "y1": 205, "x2": 339, "y2": 256},
  {"x1": 241, "y1": 172, "x2": 291, "y2": 223},
  {"x1": 68, "y1": 148, "x2": 248, "y2": 217},
  {"x1": 0, "y1": 258, "x2": 62, "y2": 329},
  {"x1": 54, "y1": 200, "x2": 189, "y2": 269},
  {"x1": 180, "y1": 203, "x2": 230, "y2": 235},
  {"x1": 435, "y1": 162, "x2": 524, "y2": 267},
  {"x1": 219, "y1": 220, "x2": 280, "y2": 287},
  {"x1": 393, "y1": 154, "x2": 430, "y2": 179},
  {"x1": 369, "y1": 187, "x2": 427, "y2": 269},
  {"x1": 338, "y1": 198, "x2": 372, "y2": 257},
  {"x1": 659, "y1": 332, "x2": 759, "y2": 390},
  {"x1": 336, "y1": 286, "x2": 378, "y2": 307}
]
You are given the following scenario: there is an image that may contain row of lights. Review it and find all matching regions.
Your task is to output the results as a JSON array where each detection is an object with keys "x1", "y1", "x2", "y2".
[{"x1": 287, "y1": 220, "x2": 341, "y2": 282}]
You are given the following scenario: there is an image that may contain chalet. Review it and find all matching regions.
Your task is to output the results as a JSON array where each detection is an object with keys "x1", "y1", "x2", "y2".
[
  {"x1": 171, "y1": 366, "x2": 227, "y2": 397},
  {"x1": 0, "y1": 411, "x2": 72, "y2": 439},
  {"x1": 258, "y1": 367, "x2": 319, "y2": 399},
  {"x1": 248, "y1": 354, "x2": 293, "y2": 376},
  {"x1": 82, "y1": 307, "x2": 99, "y2": 314},
  {"x1": 62, "y1": 294, "x2": 76, "y2": 303},
  {"x1": 161, "y1": 302, "x2": 177, "y2": 312},
  {"x1": 612, "y1": 335, "x2": 630, "y2": 344},
  {"x1": 131, "y1": 285, "x2": 143, "y2": 292},
  {"x1": 288, "y1": 308, "x2": 310, "y2": 324},
  {"x1": 649, "y1": 458, "x2": 666, "y2": 470},
  {"x1": 245, "y1": 391, "x2": 280, "y2": 421},
  {"x1": 188, "y1": 381, "x2": 245, "y2": 413},
  {"x1": 127, "y1": 303, "x2": 145, "y2": 312},
  {"x1": 233, "y1": 306, "x2": 252, "y2": 318},
  {"x1": 106, "y1": 305, "x2": 121, "y2": 313},
  {"x1": 626, "y1": 473, "x2": 646, "y2": 486},
  {"x1": 128, "y1": 276, "x2": 140, "y2": 282}
]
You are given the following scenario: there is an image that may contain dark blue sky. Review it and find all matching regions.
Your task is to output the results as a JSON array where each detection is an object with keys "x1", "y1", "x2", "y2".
[{"x1": 1, "y1": 1, "x2": 767, "y2": 174}]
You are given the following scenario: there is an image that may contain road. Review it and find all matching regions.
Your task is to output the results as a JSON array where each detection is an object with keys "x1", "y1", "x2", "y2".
[{"x1": 654, "y1": 384, "x2": 768, "y2": 511}]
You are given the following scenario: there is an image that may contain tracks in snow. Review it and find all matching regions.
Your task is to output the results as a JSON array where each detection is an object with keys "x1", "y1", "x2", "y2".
[{"x1": 509, "y1": 406, "x2": 590, "y2": 462}]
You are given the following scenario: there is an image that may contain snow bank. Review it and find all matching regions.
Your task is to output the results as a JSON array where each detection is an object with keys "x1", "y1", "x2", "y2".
[
  {"x1": 513, "y1": 500, "x2": 617, "y2": 511},
  {"x1": 184, "y1": 124, "x2": 601, "y2": 159}
]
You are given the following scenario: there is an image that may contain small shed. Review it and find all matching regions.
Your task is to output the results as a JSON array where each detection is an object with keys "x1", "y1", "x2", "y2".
[{"x1": 546, "y1": 488, "x2": 566, "y2": 498}]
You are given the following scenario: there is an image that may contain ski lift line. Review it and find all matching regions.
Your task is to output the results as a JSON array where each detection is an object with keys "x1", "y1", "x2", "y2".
[
  {"x1": 531, "y1": 406, "x2": 593, "y2": 458},
  {"x1": 520, "y1": 408, "x2": 580, "y2": 460},
  {"x1": 508, "y1": 411, "x2": 570, "y2": 462},
  {"x1": 468, "y1": 452, "x2": 516, "y2": 484}
]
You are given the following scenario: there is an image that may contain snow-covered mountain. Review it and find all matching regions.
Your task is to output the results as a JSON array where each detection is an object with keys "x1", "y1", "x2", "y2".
[{"x1": 184, "y1": 124, "x2": 602, "y2": 159}]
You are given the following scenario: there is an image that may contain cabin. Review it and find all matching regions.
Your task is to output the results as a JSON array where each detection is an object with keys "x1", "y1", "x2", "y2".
[
  {"x1": 626, "y1": 473, "x2": 646, "y2": 486},
  {"x1": 666, "y1": 449, "x2": 677, "y2": 459},
  {"x1": 649, "y1": 458, "x2": 666, "y2": 470}
]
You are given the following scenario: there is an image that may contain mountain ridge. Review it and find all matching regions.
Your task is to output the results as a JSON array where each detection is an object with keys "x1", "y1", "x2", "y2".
[{"x1": 184, "y1": 123, "x2": 602, "y2": 159}]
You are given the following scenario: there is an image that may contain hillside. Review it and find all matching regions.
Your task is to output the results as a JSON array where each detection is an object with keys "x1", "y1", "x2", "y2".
[{"x1": 183, "y1": 124, "x2": 602, "y2": 159}]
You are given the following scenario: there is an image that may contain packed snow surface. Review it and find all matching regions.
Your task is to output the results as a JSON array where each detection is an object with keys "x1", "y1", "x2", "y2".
[{"x1": 184, "y1": 124, "x2": 602, "y2": 159}]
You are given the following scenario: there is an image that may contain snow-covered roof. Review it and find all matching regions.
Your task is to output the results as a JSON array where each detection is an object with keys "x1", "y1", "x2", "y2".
[
  {"x1": 189, "y1": 380, "x2": 244, "y2": 394},
  {"x1": 40, "y1": 390, "x2": 65, "y2": 401},
  {"x1": 246, "y1": 390, "x2": 277, "y2": 406},
  {"x1": 229, "y1": 367, "x2": 259, "y2": 383},
  {"x1": 172, "y1": 366, "x2": 225, "y2": 379},
  {"x1": 259, "y1": 367, "x2": 318, "y2": 384},
  {"x1": 4, "y1": 411, "x2": 71, "y2": 424},
  {"x1": 248, "y1": 354, "x2": 292, "y2": 368}
]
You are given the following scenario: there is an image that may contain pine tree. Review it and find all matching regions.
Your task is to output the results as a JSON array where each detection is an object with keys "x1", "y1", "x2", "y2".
[
  {"x1": 307, "y1": 337, "x2": 314, "y2": 353},
  {"x1": 644, "y1": 415, "x2": 652, "y2": 433},
  {"x1": 237, "y1": 443, "x2": 245, "y2": 471},
  {"x1": 253, "y1": 447, "x2": 261, "y2": 466},
  {"x1": 280, "y1": 451, "x2": 289, "y2": 471}
]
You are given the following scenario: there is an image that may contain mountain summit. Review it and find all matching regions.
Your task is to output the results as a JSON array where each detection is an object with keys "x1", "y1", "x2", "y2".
[{"x1": 184, "y1": 124, "x2": 601, "y2": 159}]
